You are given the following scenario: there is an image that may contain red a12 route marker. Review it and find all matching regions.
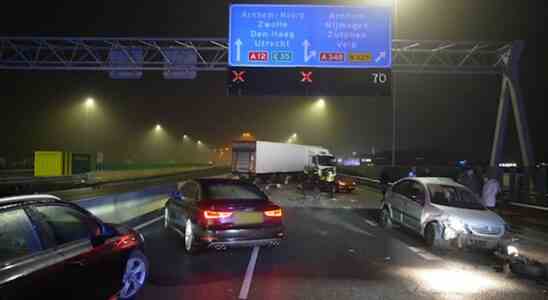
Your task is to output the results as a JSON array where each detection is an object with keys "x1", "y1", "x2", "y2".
[
  {"x1": 248, "y1": 51, "x2": 269, "y2": 61},
  {"x1": 301, "y1": 71, "x2": 313, "y2": 83},
  {"x1": 232, "y1": 71, "x2": 246, "y2": 83}
]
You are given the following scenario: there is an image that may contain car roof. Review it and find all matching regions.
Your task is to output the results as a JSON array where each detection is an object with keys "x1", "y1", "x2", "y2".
[
  {"x1": 0, "y1": 194, "x2": 61, "y2": 207},
  {"x1": 401, "y1": 177, "x2": 463, "y2": 187}
]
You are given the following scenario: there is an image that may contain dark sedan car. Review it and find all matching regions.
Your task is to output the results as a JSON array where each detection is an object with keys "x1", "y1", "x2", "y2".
[
  {"x1": 0, "y1": 195, "x2": 148, "y2": 300},
  {"x1": 164, "y1": 178, "x2": 285, "y2": 252},
  {"x1": 335, "y1": 176, "x2": 357, "y2": 193}
]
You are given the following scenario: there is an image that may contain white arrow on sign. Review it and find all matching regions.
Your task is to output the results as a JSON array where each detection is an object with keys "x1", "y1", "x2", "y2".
[
  {"x1": 235, "y1": 39, "x2": 243, "y2": 62},
  {"x1": 302, "y1": 40, "x2": 317, "y2": 63},
  {"x1": 375, "y1": 51, "x2": 386, "y2": 63}
]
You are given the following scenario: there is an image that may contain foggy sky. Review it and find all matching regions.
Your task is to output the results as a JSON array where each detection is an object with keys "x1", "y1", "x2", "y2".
[{"x1": 0, "y1": 0, "x2": 546, "y2": 163}]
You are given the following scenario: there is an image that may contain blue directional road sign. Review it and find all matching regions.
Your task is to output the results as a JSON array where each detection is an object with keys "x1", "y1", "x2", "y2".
[{"x1": 229, "y1": 4, "x2": 392, "y2": 69}]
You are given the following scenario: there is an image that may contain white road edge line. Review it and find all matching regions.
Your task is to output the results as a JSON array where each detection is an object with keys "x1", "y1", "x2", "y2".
[
  {"x1": 133, "y1": 216, "x2": 164, "y2": 231},
  {"x1": 239, "y1": 246, "x2": 260, "y2": 300},
  {"x1": 407, "y1": 246, "x2": 440, "y2": 261},
  {"x1": 364, "y1": 219, "x2": 378, "y2": 227}
]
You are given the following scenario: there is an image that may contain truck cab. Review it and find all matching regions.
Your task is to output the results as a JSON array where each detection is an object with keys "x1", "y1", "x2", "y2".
[{"x1": 306, "y1": 150, "x2": 337, "y2": 178}]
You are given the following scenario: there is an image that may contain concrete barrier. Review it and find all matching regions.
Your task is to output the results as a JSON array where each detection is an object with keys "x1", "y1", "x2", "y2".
[{"x1": 75, "y1": 183, "x2": 176, "y2": 224}]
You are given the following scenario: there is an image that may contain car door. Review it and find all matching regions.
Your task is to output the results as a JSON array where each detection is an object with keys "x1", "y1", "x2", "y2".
[
  {"x1": 389, "y1": 180, "x2": 412, "y2": 225},
  {"x1": 404, "y1": 181, "x2": 427, "y2": 232},
  {"x1": 0, "y1": 206, "x2": 65, "y2": 300},
  {"x1": 28, "y1": 203, "x2": 122, "y2": 300}
]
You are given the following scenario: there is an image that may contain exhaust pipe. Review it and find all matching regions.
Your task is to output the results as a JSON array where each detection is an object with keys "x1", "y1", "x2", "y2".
[{"x1": 214, "y1": 245, "x2": 227, "y2": 251}]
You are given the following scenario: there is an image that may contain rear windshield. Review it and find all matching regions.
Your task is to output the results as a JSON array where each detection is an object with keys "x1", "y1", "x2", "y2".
[
  {"x1": 428, "y1": 184, "x2": 485, "y2": 210},
  {"x1": 203, "y1": 183, "x2": 267, "y2": 201}
]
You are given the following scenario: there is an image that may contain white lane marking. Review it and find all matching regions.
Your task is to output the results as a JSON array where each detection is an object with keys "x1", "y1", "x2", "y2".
[
  {"x1": 364, "y1": 219, "x2": 378, "y2": 227},
  {"x1": 239, "y1": 246, "x2": 260, "y2": 300},
  {"x1": 408, "y1": 246, "x2": 441, "y2": 261},
  {"x1": 133, "y1": 216, "x2": 164, "y2": 231}
]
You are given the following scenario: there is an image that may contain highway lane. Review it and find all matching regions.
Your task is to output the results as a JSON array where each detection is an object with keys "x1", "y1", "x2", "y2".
[{"x1": 136, "y1": 185, "x2": 548, "y2": 300}]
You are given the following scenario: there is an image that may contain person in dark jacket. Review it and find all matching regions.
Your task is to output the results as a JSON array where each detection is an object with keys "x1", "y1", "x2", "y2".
[{"x1": 458, "y1": 167, "x2": 482, "y2": 196}]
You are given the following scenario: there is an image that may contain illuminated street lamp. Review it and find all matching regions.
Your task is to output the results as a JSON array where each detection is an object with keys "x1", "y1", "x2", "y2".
[
  {"x1": 312, "y1": 98, "x2": 326, "y2": 112},
  {"x1": 183, "y1": 134, "x2": 189, "y2": 140},
  {"x1": 197, "y1": 140, "x2": 203, "y2": 145},
  {"x1": 85, "y1": 97, "x2": 95, "y2": 109},
  {"x1": 154, "y1": 124, "x2": 163, "y2": 132}
]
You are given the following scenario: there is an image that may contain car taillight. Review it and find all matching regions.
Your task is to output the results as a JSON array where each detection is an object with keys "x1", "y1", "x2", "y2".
[
  {"x1": 203, "y1": 210, "x2": 233, "y2": 219},
  {"x1": 114, "y1": 233, "x2": 139, "y2": 250},
  {"x1": 264, "y1": 208, "x2": 283, "y2": 217}
]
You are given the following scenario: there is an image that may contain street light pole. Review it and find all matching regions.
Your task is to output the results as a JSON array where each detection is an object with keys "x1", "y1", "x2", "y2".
[{"x1": 391, "y1": 0, "x2": 398, "y2": 167}]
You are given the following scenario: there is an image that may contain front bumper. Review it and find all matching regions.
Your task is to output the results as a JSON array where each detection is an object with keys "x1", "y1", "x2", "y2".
[
  {"x1": 443, "y1": 228, "x2": 502, "y2": 250},
  {"x1": 198, "y1": 225, "x2": 285, "y2": 248}
]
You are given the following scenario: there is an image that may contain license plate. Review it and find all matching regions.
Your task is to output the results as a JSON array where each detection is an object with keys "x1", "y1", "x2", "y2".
[
  {"x1": 234, "y1": 212, "x2": 264, "y2": 225},
  {"x1": 469, "y1": 239, "x2": 488, "y2": 247}
]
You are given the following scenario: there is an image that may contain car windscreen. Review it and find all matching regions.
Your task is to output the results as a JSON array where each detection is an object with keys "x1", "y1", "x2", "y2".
[
  {"x1": 428, "y1": 184, "x2": 485, "y2": 210},
  {"x1": 317, "y1": 155, "x2": 336, "y2": 166},
  {"x1": 203, "y1": 183, "x2": 267, "y2": 201}
]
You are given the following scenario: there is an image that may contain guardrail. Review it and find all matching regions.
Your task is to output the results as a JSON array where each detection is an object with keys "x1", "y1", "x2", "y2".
[
  {"x1": 0, "y1": 167, "x2": 223, "y2": 197},
  {"x1": 341, "y1": 173, "x2": 548, "y2": 211},
  {"x1": 76, "y1": 183, "x2": 175, "y2": 224}
]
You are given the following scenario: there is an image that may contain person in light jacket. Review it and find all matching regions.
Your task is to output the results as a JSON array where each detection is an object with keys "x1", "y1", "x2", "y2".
[{"x1": 482, "y1": 169, "x2": 501, "y2": 209}]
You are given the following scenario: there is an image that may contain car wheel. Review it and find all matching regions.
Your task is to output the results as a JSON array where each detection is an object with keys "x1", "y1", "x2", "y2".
[
  {"x1": 184, "y1": 219, "x2": 200, "y2": 254},
  {"x1": 509, "y1": 261, "x2": 546, "y2": 279},
  {"x1": 425, "y1": 223, "x2": 442, "y2": 249},
  {"x1": 119, "y1": 250, "x2": 148, "y2": 300},
  {"x1": 380, "y1": 208, "x2": 393, "y2": 229}
]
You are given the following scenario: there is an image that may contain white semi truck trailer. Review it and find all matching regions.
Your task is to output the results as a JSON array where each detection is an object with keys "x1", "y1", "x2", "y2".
[{"x1": 231, "y1": 140, "x2": 336, "y2": 180}]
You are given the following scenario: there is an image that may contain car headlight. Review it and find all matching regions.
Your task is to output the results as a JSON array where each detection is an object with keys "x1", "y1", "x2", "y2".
[
  {"x1": 507, "y1": 245, "x2": 519, "y2": 257},
  {"x1": 338, "y1": 181, "x2": 346, "y2": 186},
  {"x1": 445, "y1": 216, "x2": 466, "y2": 232}
]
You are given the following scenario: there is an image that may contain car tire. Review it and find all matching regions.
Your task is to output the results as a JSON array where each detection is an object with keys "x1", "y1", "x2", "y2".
[
  {"x1": 425, "y1": 222, "x2": 442, "y2": 250},
  {"x1": 184, "y1": 219, "x2": 201, "y2": 254},
  {"x1": 509, "y1": 261, "x2": 546, "y2": 279},
  {"x1": 380, "y1": 208, "x2": 393, "y2": 229},
  {"x1": 119, "y1": 250, "x2": 148, "y2": 300}
]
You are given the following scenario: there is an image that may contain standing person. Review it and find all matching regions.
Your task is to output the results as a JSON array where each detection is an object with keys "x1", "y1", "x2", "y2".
[
  {"x1": 379, "y1": 168, "x2": 391, "y2": 199},
  {"x1": 458, "y1": 167, "x2": 482, "y2": 196},
  {"x1": 482, "y1": 169, "x2": 502, "y2": 209}
]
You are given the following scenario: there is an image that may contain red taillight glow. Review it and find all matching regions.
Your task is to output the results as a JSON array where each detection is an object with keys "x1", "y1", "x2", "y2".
[
  {"x1": 203, "y1": 210, "x2": 233, "y2": 219},
  {"x1": 114, "y1": 234, "x2": 138, "y2": 250},
  {"x1": 264, "y1": 208, "x2": 283, "y2": 217}
]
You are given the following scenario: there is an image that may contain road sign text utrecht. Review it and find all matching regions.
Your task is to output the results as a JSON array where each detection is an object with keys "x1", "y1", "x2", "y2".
[{"x1": 229, "y1": 4, "x2": 392, "y2": 69}]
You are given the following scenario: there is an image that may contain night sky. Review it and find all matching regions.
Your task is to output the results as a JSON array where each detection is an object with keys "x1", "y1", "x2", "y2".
[{"x1": 0, "y1": 0, "x2": 546, "y2": 164}]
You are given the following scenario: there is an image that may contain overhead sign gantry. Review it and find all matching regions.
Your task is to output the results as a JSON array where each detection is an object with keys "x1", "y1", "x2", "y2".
[{"x1": 227, "y1": 4, "x2": 393, "y2": 96}]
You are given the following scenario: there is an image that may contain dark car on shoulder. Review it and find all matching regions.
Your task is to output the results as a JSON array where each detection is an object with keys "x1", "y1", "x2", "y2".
[
  {"x1": 164, "y1": 178, "x2": 285, "y2": 253},
  {"x1": 0, "y1": 195, "x2": 148, "y2": 300},
  {"x1": 335, "y1": 176, "x2": 357, "y2": 193}
]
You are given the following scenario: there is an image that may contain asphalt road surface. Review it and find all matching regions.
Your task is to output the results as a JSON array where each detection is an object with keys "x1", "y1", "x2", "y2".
[{"x1": 136, "y1": 184, "x2": 548, "y2": 300}]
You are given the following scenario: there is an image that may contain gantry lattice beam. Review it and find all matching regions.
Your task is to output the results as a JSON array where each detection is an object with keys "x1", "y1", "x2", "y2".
[{"x1": 0, "y1": 37, "x2": 513, "y2": 74}]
